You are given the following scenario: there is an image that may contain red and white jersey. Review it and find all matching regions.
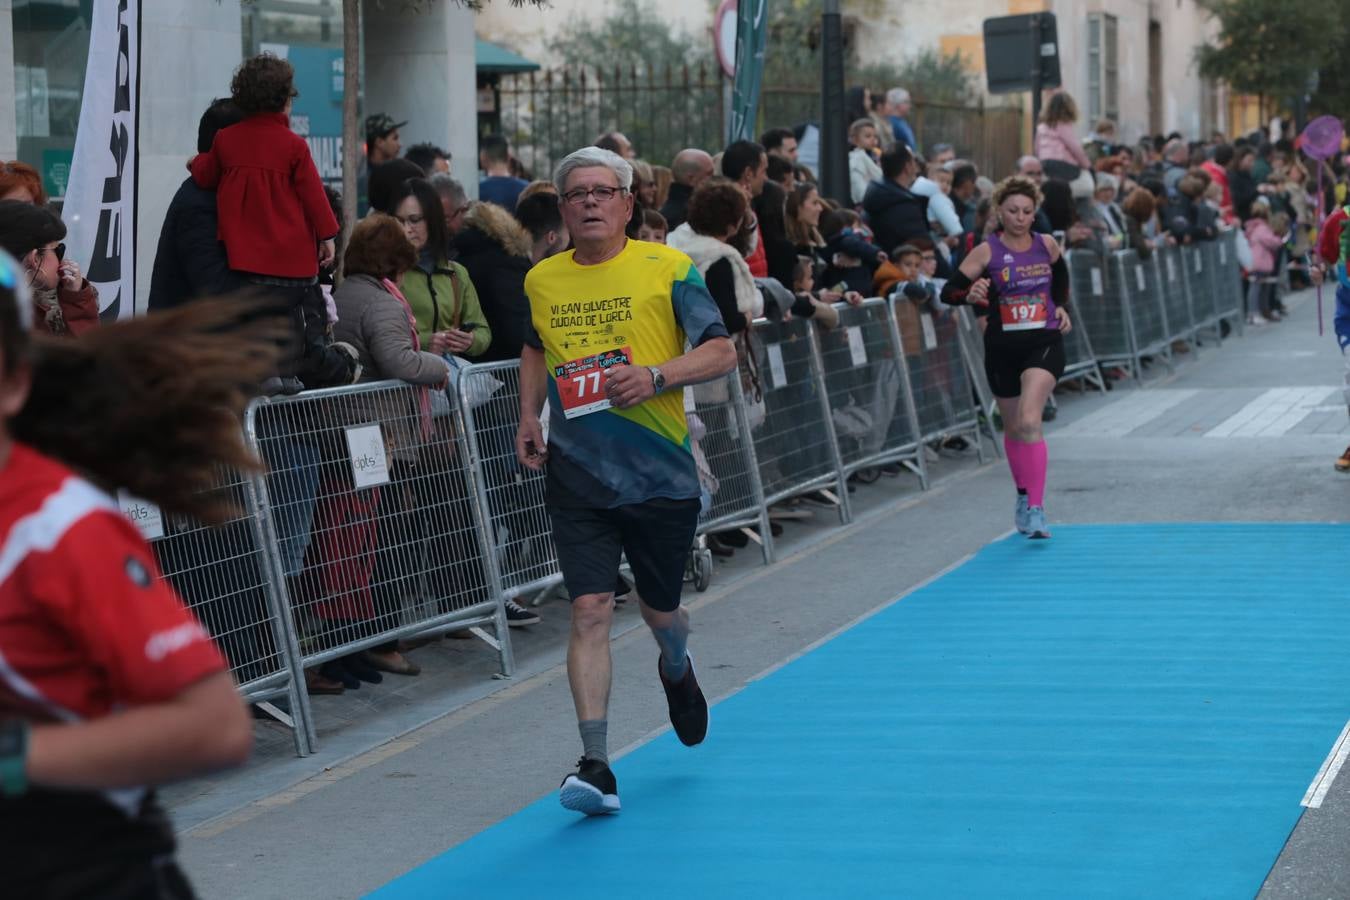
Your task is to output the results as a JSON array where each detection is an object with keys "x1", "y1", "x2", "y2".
[{"x1": 0, "y1": 442, "x2": 225, "y2": 725}]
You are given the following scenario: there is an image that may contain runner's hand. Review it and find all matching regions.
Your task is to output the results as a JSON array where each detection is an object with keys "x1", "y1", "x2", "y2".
[
  {"x1": 1056, "y1": 306, "x2": 1073, "y2": 334},
  {"x1": 968, "y1": 277, "x2": 991, "y2": 307},
  {"x1": 605, "y1": 363, "x2": 655, "y2": 409},
  {"x1": 515, "y1": 416, "x2": 548, "y2": 470}
]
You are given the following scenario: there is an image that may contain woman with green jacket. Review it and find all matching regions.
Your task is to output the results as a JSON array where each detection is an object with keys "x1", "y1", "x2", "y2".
[{"x1": 382, "y1": 178, "x2": 492, "y2": 358}]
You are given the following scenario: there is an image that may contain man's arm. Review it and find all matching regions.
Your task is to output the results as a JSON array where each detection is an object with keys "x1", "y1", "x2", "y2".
[
  {"x1": 515, "y1": 342, "x2": 549, "y2": 469},
  {"x1": 604, "y1": 337, "x2": 736, "y2": 410}
]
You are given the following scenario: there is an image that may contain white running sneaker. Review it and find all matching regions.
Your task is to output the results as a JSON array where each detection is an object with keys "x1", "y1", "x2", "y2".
[
  {"x1": 1014, "y1": 494, "x2": 1031, "y2": 534},
  {"x1": 1026, "y1": 506, "x2": 1051, "y2": 539}
]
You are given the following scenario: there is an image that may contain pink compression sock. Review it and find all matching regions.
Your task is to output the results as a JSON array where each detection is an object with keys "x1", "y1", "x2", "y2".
[
  {"x1": 1023, "y1": 439, "x2": 1048, "y2": 507},
  {"x1": 1003, "y1": 435, "x2": 1027, "y2": 491}
]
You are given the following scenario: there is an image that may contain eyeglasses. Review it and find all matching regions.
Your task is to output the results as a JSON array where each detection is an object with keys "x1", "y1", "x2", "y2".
[
  {"x1": 396, "y1": 214, "x2": 425, "y2": 227},
  {"x1": 921, "y1": 254, "x2": 937, "y2": 262},
  {"x1": 562, "y1": 186, "x2": 625, "y2": 206},
  {"x1": 37, "y1": 242, "x2": 65, "y2": 263}
]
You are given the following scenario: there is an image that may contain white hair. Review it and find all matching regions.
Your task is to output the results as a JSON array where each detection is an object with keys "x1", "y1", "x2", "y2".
[
  {"x1": 886, "y1": 87, "x2": 911, "y2": 106},
  {"x1": 553, "y1": 146, "x2": 634, "y2": 194},
  {"x1": 1016, "y1": 155, "x2": 1040, "y2": 172},
  {"x1": 1095, "y1": 172, "x2": 1120, "y2": 193}
]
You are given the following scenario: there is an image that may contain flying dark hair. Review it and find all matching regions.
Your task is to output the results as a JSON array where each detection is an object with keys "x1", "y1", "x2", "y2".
[{"x1": 2, "y1": 259, "x2": 284, "y2": 523}]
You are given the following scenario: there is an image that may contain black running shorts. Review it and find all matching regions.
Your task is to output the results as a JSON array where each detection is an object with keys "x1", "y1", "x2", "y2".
[
  {"x1": 549, "y1": 498, "x2": 701, "y2": 613},
  {"x1": 983, "y1": 330, "x2": 1066, "y2": 398}
]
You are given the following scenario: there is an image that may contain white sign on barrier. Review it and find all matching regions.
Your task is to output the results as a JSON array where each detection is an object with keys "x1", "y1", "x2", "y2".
[
  {"x1": 118, "y1": 492, "x2": 164, "y2": 541},
  {"x1": 1219, "y1": 243, "x2": 1227, "y2": 265},
  {"x1": 1135, "y1": 265, "x2": 1146, "y2": 292},
  {"x1": 1195, "y1": 253, "x2": 1203, "y2": 273},
  {"x1": 767, "y1": 343, "x2": 787, "y2": 389},
  {"x1": 1166, "y1": 255, "x2": 1176, "y2": 282},
  {"x1": 345, "y1": 424, "x2": 391, "y2": 489},
  {"x1": 1090, "y1": 268, "x2": 1103, "y2": 296},
  {"x1": 920, "y1": 314, "x2": 938, "y2": 350},
  {"x1": 846, "y1": 326, "x2": 868, "y2": 366}
]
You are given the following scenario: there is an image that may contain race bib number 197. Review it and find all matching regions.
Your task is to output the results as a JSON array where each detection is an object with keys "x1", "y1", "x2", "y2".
[
  {"x1": 555, "y1": 346, "x2": 633, "y2": 419},
  {"x1": 999, "y1": 296, "x2": 1048, "y2": 331}
]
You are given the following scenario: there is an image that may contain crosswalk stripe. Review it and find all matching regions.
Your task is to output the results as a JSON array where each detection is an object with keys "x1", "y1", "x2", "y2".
[
  {"x1": 1055, "y1": 390, "x2": 1200, "y2": 437},
  {"x1": 1204, "y1": 387, "x2": 1339, "y2": 438}
]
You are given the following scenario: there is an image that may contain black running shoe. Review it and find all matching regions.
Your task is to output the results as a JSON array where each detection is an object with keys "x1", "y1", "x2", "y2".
[
  {"x1": 659, "y1": 653, "x2": 709, "y2": 746},
  {"x1": 504, "y1": 599, "x2": 541, "y2": 627},
  {"x1": 559, "y1": 757, "x2": 620, "y2": 816}
]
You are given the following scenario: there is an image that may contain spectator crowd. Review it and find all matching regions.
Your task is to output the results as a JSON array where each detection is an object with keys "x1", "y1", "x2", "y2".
[{"x1": 3, "y1": 50, "x2": 1337, "y2": 698}]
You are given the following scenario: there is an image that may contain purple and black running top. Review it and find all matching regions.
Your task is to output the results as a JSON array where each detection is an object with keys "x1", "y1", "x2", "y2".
[{"x1": 983, "y1": 232, "x2": 1059, "y2": 337}]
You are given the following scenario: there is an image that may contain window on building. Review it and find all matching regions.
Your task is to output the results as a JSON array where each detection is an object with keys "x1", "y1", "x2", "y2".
[
  {"x1": 1087, "y1": 13, "x2": 1119, "y2": 123},
  {"x1": 242, "y1": 0, "x2": 350, "y2": 187},
  {"x1": 11, "y1": 0, "x2": 95, "y2": 200}
]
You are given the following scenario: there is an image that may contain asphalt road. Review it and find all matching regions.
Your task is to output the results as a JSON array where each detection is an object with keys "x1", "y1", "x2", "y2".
[{"x1": 171, "y1": 288, "x2": 1350, "y2": 900}]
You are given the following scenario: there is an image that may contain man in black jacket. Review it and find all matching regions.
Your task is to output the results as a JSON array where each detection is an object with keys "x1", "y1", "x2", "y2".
[
  {"x1": 659, "y1": 148, "x2": 714, "y2": 231},
  {"x1": 147, "y1": 99, "x2": 245, "y2": 311},
  {"x1": 862, "y1": 144, "x2": 930, "y2": 257}
]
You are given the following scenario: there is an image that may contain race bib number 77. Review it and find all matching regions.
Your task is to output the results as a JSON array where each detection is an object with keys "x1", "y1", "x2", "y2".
[{"x1": 555, "y1": 346, "x2": 633, "y2": 419}]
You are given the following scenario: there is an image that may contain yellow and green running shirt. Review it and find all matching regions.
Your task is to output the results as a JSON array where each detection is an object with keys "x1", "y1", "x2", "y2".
[{"x1": 524, "y1": 239, "x2": 730, "y2": 508}]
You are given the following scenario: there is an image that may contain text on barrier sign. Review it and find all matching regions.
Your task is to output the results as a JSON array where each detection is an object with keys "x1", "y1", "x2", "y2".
[
  {"x1": 119, "y1": 491, "x2": 165, "y2": 541},
  {"x1": 345, "y1": 424, "x2": 391, "y2": 489},
  {"x1": 847, "y1": 326, "x2": 868, "y2": 367},
  {"x1": 1090, "y1": 268, "x2": 1103, "y2": 296},
  {"x1": 1135, "y1": 265, "x2": 1146, "y2": 292},
  {"x1": 921, "y1": 314, "x2": 938, "y2": 351},
  {"x1": 767, "y1": 343, "x2": 787, "y2": 389}
]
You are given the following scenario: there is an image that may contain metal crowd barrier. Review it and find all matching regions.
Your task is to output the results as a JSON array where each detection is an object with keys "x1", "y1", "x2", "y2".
[
  {"x1": 1182, "y1": 243, "x2": 1222, "y2": 340},
  {"x1": 145, "y1": 249, "x2": 1261, "y2": 758},
  {"x1": 247, "y1": 380, "x2": 515, "y2": 751},
  {"x1": 1212, "y1": 230, "x2": 1246, "y2": 335},
  {"x1": 1057, "y1": 255, "x2": 1107, "y2": 389},
  {"x1": 817, "y1": 298, "x2": 925, "y2": 484},
  {"x1": 951, "y1": 305, "x2": 1002, "y2": 458},
  {"x1": 892, "y1": 295, "x2": 988, "y2": 465},
  {"x1": 689, "y1": 369, "x2": 775, "y2": 564},
  {"x1": 145, "y1": 475, "x2": 312, "y2": 756},
  {"x1": 1156, "y1": 244, "x2": 1197, "y2": 348},
  {"x1": 455, "y1": 361, "x2": 565, "y2": 606},
  {"x1": 750, "y1": 316, "x2": 851, "y2": 520}
]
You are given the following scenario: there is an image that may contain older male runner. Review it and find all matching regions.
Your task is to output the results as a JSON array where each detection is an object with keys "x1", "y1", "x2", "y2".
[{"x1": 515, "y1": 147, "x2": 737, "y2": 815}]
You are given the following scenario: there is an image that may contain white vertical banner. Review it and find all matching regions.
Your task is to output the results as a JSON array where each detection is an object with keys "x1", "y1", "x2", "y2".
[{"x1": 63, "y1": 0, "x2": 139, "y2": 320}]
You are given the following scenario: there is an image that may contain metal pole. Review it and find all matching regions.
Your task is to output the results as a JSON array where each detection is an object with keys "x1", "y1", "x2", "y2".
[{"x1": 819, "y1": 0, "x2": 849, "y2": 205}]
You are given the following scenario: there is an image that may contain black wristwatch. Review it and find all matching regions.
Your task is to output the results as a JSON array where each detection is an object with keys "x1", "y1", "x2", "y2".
[
  {"x1": 0, "y1": 720, "x2": 29, "y2": 797},
  {"x1": 647, "y1": 366, "x2": 666, "y2": 393}
]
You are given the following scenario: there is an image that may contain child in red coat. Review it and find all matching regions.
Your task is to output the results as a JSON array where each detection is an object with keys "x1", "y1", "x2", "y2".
[{"x1": 191, "y1": 54, "x2": 337, "y2": 281}]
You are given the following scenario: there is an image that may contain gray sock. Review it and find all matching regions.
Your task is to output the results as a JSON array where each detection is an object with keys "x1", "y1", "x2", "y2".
[{"x1": 579, "y1": 719, "x2": 608, "y2": 764}]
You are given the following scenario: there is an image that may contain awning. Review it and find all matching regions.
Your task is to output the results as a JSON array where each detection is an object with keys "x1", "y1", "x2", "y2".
[{"x1": 476, "y1": 39, "x2": 540, "y2": 74}]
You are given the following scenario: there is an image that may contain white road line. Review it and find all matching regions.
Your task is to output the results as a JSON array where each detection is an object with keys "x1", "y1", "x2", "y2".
[
  {"x1": 1303, "y1": 718, "x2": 1350, "y2": 808},
  {"x1": 1055, "y1": 389, "x2": 1200, "y2": 437},
  {"x1": 1205, "y1": 387, "x2": 1341, "y2": 438}
]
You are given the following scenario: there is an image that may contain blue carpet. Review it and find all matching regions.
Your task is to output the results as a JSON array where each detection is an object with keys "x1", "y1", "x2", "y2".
[{"x1": 370, "y1": 524, "x2": 1350, "y2": 899}]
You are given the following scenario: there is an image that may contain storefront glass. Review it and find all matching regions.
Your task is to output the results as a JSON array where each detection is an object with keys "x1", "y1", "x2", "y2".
[
  {"x1": 243, "y1": 0, "x2": 352, "y2": 188},
  {"x1": 11, "y1": 0, "x2": 95, "y2": 199}
]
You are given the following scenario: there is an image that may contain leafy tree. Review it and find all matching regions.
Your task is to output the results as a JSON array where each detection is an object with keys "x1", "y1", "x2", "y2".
[
  {"x1": 1195, "y1": 0, "x2": 1341, "y2": 120},
  {"x1": 855, "y1": 49, "x2": 979, "y2": 107},
  {"x1": 547, "y1": 0, "x2": 712, "y2": 70}
]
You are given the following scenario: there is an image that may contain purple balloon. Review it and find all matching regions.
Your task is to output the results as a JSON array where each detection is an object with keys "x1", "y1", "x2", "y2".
[{"x1": 1301, "y1": 115, "x2": 1344, "y2": 160}]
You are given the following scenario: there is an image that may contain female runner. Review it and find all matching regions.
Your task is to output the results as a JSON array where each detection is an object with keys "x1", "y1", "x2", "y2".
[
  {"x1": 941, "y1": 176, "x2": 1072, "y2": 538},
  {"x1": 0, "y1": 249, "x2": 282, "y2": 898}
]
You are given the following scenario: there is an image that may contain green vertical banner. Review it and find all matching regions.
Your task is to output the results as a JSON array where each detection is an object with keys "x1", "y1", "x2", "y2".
[{"x1": 728, "y1": 0, "x2": 768, "y2": 143}]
